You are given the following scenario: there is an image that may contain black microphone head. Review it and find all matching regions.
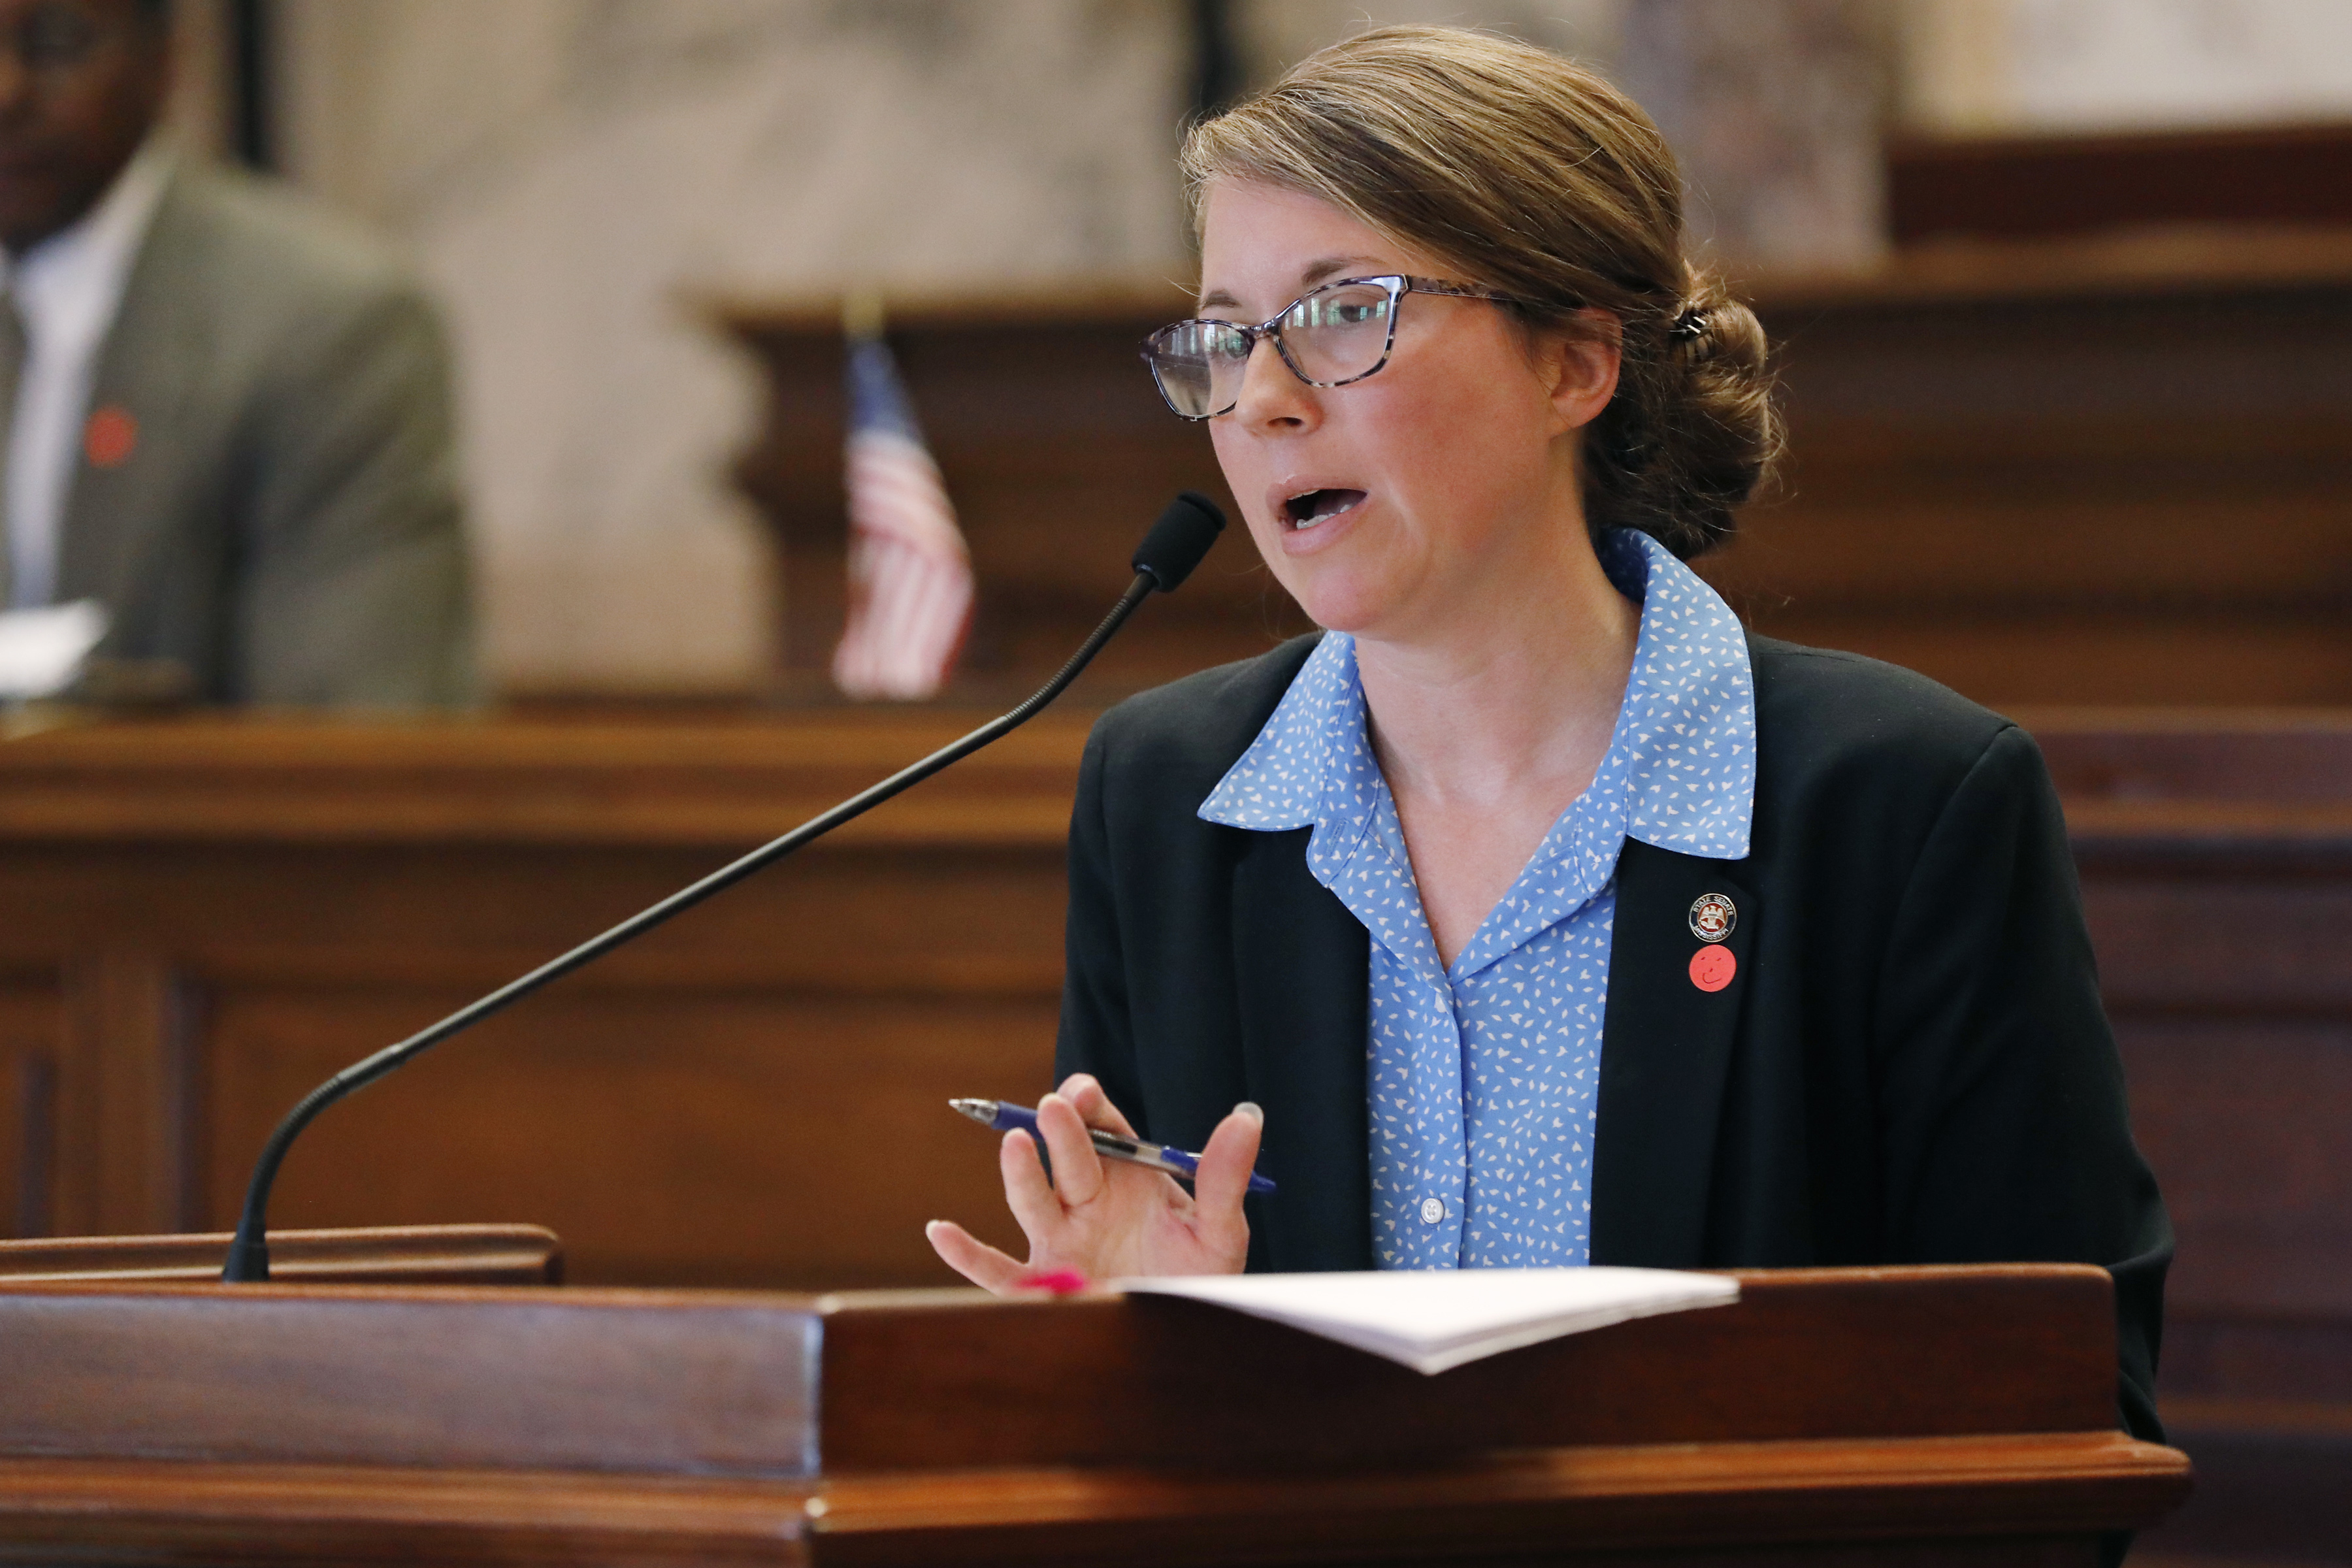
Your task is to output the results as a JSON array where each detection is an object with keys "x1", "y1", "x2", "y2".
[{"x1": 1132, "y1": 491, "x2": 1226, "y2": 593}]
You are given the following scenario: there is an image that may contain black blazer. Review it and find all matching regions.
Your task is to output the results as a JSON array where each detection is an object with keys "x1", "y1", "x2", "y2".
[{"x1": 1055, "y1": 632, "x2": 2171, "y2": 1445}]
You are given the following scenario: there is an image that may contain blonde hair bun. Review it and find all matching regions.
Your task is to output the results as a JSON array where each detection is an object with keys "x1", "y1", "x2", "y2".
[{"x1": 1183, "y1": 25, "x2": 1782, "y2": 559}]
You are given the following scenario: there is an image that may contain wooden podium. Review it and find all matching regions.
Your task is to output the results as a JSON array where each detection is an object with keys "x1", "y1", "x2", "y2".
[{"x1": 0, "y1": 1252, "x2": 2185, "y2": 1565}]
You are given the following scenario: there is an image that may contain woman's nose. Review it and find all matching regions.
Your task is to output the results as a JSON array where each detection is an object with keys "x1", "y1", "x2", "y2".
[{"x1": 1227, "y1": 335, "x2": 1316, "y2": 430}]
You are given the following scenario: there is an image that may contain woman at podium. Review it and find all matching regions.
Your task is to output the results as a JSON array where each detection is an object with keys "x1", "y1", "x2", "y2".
[{"x1": 927, "y1": 25, "x2": 2169, "y2": 1444}]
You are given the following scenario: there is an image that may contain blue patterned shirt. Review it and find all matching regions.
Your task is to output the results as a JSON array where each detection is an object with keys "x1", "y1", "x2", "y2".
[{"x1": 1198, "y1": 529, "x2": 1757, "y2": 1268}]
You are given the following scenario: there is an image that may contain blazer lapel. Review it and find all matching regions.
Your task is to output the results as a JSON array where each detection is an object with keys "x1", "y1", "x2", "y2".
[
  {"x1": 57, "y1": 168, "x2": 206, "y2": 616},
  {"x1": 1230, "y1": 825, "x2": 1373, "y2": 1272},
  {"x1": 1590, "y1": 840, "x2": 1759, "y2": 1267}
]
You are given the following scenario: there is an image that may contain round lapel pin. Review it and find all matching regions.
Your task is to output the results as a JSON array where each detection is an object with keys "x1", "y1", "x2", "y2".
[
  {"x1": 1690, "y1": 945, "x2": 1736, "y2": 992},
  {"x1": 1689, "y1": 892, "x2": 1736, "y2": 943},
  {"x1": 84, "y1": 404, "x2": 138, "y2": 469}
]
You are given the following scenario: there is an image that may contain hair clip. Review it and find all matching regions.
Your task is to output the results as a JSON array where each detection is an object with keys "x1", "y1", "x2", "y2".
[{"x1": 1668, "y1": 305, "x2": 1708, "y2": 343}]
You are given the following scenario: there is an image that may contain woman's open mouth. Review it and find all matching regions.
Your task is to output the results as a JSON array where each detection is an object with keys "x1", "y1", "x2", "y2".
[{"x1": 1282, "y1": 488, "x2": 1367, "y2": 529}]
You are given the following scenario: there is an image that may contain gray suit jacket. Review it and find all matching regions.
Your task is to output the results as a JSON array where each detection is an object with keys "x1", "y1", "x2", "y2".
[{"x1": 58, "y1": 159, "x2": 475, "y2": 706}]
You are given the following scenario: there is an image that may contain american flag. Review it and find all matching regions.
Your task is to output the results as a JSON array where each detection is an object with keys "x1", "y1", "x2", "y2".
[{"x1": 830, "y1": 326, "x2": 973, "y2": 700}]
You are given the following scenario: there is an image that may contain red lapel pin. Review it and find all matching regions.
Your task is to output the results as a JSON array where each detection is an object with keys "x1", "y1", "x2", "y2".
[
  {"x1": 84, "y1": 404, "x2": 138, "y2": 469},
  {"x1": 1690, "y1": 944, "x2": 1736, "y2": 992}
]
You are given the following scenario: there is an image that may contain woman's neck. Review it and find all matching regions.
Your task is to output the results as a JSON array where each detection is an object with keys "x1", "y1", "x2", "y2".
[
  {"x1": 1355, "y1": 523, "x2": 1639, "y2": 815},
  {"x1": 1352, "y1": 512, "x2": 1639, "y2": 968}
]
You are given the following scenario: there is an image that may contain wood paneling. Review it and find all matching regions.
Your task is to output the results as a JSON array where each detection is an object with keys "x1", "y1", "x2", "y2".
[
  {"x1": 0, "y1": 713, "x2": 1079, "y2": 1288},
  {"x1": 725, "y1": 240, "x2": 2352, "y2": 708},
  {"x1": 0, "y1": 1268, "x2": 2125, "y2": 1475},
  {"x1": 1709, "y1": 261, "x2": 2352, "y2": 710},
  {"x1": 0, "y1": 710, "x2": 2339, "y2": 1558},
  {"x1": 54, "y1": 954, "x2": 192, "y2": 1239},
  {"x1": 2117, "y1": 1019, "x2": 2352, "y2": 1316},
  {"x1": 0, "y1": 976, "x2": 59, "y2": 1239},
  {"x1": 0, "y1": 709, "x2": 1092, "y2": 847},
  {"x1": 0, "y1": 1224, "x2": 562, "y2": 1284},
  {"x1": 2021, "y1": 713, "x2": 2352, "y2": 1563},
  {"x1": 802, "y1": 1439, "x2": 2164, "y2": 1568},
  {"x1": 1887, "y1": 123, "x2": 2352, "y2": 244},
  {"x1": 0, "y1": 1458, "x2": 816, "y2": 1568},
  {"x1": 815, "y1": 1266, "x2": 2124, "y2": 1472},
  {"x1": 0, "y1": 1269, "x2": 2187, "y2": 1565},
  {"x1": 0, "y1": 1285, "x2": 819, "y2": 1476},
  {"x1": 202, "y1": 985, "x2": 1051, "y2": 1287}
]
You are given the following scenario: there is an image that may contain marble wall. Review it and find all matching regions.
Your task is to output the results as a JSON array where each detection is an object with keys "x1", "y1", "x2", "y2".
[
  {"x1": 1232, "y1": 0, "x2": 1622, "y2": 78},
  {"x1": 274, "y1": 0, "x2": 1193, "y2": 695},
  {"x1": 250, "y1": 0, "x2": 2352, "y2": 694},
  {"x1": 258, "y1": 0, "x2": 1884, "y2": 694},
  {"x1": 1617, "y1": 1, "x2": 1889, "y2": 271},
  {"x1": 1900, "y1": 0, "x2": 2352, "y2": 134}
]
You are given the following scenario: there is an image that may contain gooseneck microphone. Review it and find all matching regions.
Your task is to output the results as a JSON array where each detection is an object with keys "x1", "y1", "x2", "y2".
[{"x1": 220, "y1": 492, "x2": 1226, "y2": 1282}]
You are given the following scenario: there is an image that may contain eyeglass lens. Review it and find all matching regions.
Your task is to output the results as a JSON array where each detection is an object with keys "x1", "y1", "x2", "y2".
[{"x1": 1148, "y1": 281, "x2": 1398, "y2": 417}]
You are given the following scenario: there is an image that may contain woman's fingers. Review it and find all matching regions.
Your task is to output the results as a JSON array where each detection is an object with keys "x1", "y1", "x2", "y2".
[
  {"x1": 1034, "y1": 1092, "x2": 1107, "y2": 1207},
  {"x1": 999, "y1": 1128, "x2": 1066, "y2": 1237},
  {"x1": 1057, "y1": 1073, "x2": 1141, "y2": 1138},
  {"x1": 924, "y1": 1219, "x2": 1027, "y2": 1294},
  {"x1": 1189, "y1": 1101, "x2": 1265, "y2": 1254}
]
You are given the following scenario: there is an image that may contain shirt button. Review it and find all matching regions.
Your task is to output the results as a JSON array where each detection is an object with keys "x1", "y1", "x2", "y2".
[{"x1": 1419, "y1": 1196, "x2": 1446, "y2": 1226}]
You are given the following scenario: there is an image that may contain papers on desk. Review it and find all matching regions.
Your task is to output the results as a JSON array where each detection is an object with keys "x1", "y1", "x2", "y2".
[
  {"x1": 1119, "y1": 1266, "x2": 1739, "y2": 1375},
  {"x1": 0, "y1": 600, "x2": 107, "y2": 700}
]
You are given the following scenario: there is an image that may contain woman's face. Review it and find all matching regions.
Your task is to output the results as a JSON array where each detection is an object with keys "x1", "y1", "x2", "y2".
[{"x1": 1197, "y1": 179, "x2": 1617, "y2": 642}]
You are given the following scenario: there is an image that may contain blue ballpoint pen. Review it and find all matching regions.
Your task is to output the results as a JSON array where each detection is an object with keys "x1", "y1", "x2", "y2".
[{"x1": 949, "y1": 1098, "x2": 1277, "y2": 1196}]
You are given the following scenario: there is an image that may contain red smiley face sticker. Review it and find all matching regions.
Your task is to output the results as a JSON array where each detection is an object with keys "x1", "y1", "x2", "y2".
[
  {"x1": 1689, "y1": 945, "x2": 1737, "y2": 993},
  {"x1": 84, "y1": 404, "x2": 137, "y2": 468}
]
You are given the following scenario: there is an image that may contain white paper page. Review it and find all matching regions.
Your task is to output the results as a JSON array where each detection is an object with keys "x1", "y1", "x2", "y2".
[
  {"x1": 0, "y1": 600, "x2": 107, "y2": 699},
  {"x1": 1120, "y1": 1267, "x2": 1739, "y2": 1375}
]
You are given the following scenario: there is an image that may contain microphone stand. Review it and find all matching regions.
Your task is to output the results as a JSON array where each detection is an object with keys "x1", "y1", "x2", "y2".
[{"x1": 221, "y1": 494, "x2": 1224, "y2": 1282}]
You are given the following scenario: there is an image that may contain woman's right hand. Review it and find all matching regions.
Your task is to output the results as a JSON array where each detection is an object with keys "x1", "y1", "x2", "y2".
[{"x1": 925, "y1": 1073, "x2": 1261, "y2": 1292}]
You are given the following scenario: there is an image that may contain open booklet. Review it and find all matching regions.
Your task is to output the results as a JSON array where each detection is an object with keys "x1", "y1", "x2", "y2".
[{"x1": 1118, "y1": 1266, "x2": 1739, "y2": 1375}]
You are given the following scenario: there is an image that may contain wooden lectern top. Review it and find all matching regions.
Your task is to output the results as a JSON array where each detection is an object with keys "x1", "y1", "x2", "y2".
[
  {"x1": 0, "y1": 1262, "x2": 2187, "y2": 1565},
  {"x1": 0, "y1": 1224, "x2": 563, "y2": 1286}
]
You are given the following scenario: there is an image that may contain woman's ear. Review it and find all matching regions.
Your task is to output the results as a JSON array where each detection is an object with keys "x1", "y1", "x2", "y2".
[{"x1": 1540, "y1": 308, "x2": 1622, "y2": 434}]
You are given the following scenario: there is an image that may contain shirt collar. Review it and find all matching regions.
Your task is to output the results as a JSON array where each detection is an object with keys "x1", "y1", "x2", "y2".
[
  {"x1": 1199, "y1": 528, "x2": 1755, "y2": 862},
  {"x1": 1599, "y1": 527, "x2": 1756, "y2": 861},
  {"x1": 5, "y1": 136, "x2": 174, "y2": 344},
  {"x1": 1197, "y1": 627, "x2": 1356, "y2": 834}
]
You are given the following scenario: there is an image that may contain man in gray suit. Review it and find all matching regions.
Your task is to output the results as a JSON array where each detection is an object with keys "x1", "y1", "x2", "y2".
[{"x1": 0, "y1": 0, "x2": 474, "y2": 704}]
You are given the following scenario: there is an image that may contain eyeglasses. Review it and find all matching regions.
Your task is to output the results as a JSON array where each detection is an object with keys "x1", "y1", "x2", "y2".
[{"x1": 1141, "y1": 274, "x2": 1518, "y2": 420}]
